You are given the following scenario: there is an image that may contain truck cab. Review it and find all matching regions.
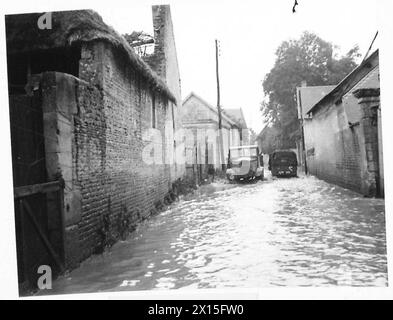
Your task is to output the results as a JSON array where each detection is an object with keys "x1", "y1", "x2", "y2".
[{"x1": 268, "y1": 150, "x2": 298, "y2": 177}]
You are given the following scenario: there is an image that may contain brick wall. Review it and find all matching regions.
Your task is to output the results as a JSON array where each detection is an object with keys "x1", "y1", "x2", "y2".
[
  {"x1": 35, "y1": 41, "x2": 180, "y2": 266},
  {"x1": 7, "y1": 7, "x2": 185, "y2": 276},
  {"x1": 67, "y1": 41, "x2": 176, "y2": 261},
  {"x1": 29, "y1": 53, "x2": 180, "y2": 268}
]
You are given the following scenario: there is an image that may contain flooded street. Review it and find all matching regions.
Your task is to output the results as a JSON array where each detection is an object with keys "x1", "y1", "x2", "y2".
[{"x1": 49, "y1": 173, "x2": 387, "y2": 294}]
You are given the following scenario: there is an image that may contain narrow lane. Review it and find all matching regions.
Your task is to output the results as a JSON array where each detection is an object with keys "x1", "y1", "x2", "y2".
[{"x1": 49, "y1": 173, "x2": 387, "y2": 294}]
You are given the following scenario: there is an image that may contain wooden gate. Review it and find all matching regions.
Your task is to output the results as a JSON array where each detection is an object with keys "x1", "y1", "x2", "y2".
[{"x1": 14, "y1": 181, "x2": 66, "y2": 290}]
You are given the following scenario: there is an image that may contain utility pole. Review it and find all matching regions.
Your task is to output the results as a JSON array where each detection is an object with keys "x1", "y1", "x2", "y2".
[
  {"x1": 215, "y1": 39, "x2": 226, "y2": 171},
  {"x1": 297, "y1": 85, "x2": 308, "y2": 175}
]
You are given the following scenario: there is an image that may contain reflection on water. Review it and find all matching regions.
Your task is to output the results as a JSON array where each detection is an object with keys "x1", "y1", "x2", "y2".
[{"x1": 50, "y1": 174, "x2": 387, "y2": 294}]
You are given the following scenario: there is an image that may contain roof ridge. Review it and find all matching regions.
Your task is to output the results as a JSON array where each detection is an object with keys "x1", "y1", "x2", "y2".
[{"x1": 182, "y1": 92, "x2": 235, "y2": 124}]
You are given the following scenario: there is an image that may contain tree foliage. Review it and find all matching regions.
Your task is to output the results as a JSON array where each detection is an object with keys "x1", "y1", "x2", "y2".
[
  {"x1": 258, "y1": 125, "x2": 280, "y2": 155},
  {"x1": 261, "y1": 31, "x2": 360, "y2": 149}
]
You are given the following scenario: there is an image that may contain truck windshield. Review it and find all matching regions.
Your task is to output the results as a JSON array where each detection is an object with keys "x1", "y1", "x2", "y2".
[{"x1": 273, "y1": 152, "x2": 297, "y2": 162}]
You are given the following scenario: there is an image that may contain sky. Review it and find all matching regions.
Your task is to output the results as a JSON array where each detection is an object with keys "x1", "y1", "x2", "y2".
[{"x1": 91, "y1": 0, "x2": 379, "y2": 134}]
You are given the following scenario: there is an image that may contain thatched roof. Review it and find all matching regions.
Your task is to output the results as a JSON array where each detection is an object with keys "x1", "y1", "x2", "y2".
[{"x1": 5, "y1": 10, "x2": 176, "y2": 102}]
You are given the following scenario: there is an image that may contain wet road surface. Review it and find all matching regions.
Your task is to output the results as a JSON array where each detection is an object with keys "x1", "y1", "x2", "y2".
[{"x1": 48, "y1": 173, "x2": 387, "y2": 294}]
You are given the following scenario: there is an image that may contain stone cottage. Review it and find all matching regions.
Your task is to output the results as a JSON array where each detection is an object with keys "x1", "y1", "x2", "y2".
[
  {"x1": 6, "y1": 7, "x2": 184, "y2": 288},
  {"x1": 297, "y1": 50, "x2": 383, "y2": 197}
]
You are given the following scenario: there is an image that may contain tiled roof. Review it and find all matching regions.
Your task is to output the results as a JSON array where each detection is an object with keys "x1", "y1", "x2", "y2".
[{"x1": 297, "y1": 86, "x2": 336, "y2": 117}]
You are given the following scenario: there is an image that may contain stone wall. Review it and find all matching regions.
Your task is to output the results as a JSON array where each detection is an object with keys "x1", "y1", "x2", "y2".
[
  {"x1": 39, "y1": 72, "x2": 83, "y2": 268},
  {"x1": 304, "y1": 102, "x2": 363, "y2": 193},
  {"x1": 354, "y1": 88, "x2": 382, "y2": 197}
]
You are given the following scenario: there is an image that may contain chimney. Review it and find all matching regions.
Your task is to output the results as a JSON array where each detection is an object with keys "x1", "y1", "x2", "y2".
[{"x1": 301, "y1": 80, "x2": 307, "y2": 87}]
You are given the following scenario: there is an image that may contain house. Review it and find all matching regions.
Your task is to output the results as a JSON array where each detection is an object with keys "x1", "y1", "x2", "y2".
[
  {"x1": 180, "y1": 92, "x2": 248, "y2": 181},
  {"x1": 224, "y1": 108, "x2": 249, "y2": 144},
  {"x1": 6, "y1": 7, "x2": 184, "y2": 287},
  {"x1": 298, "y1": 50, "x2": 383, "y2": 197}
]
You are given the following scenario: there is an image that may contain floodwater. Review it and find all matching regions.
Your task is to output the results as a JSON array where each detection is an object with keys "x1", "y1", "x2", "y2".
[{"x1": 48, "y1": 173, "x2": 387, "y2": 294}]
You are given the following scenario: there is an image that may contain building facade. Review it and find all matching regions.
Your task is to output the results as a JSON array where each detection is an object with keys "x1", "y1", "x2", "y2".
[{"x1": 181, "y1": 92, "x2": 248, "y2": 181}]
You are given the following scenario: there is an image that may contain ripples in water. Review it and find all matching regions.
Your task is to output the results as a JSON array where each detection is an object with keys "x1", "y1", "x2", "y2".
[{"x1": 49, "y1": 175, "x2": 387, "y2": 294}]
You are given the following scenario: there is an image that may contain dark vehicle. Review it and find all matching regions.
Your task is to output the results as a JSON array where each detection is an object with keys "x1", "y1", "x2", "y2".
[
  {"x1": 226, "y1": 145, "x2": 264, "y2": 182},
  {"x1": 268, "y1": 150, "x2": 298, "y2": 177}
]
